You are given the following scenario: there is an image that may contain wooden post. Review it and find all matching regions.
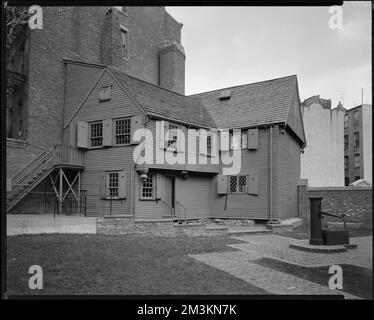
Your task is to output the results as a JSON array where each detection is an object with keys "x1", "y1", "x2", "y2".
[
  {"x1": 77, "y1": 170, "x2": 81, "y2": 216},
  {"x1": 59, "y1": 168, "x2": 63, "y2": 215}
]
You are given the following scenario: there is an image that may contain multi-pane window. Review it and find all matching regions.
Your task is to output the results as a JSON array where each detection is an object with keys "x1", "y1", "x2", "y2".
[
  {"x1": 344, "y1": 114, "x2": 348, "y2": 128},
  {"x1": 141, "y1": 173, "x2": 154, "y2": 199},
  {"x1": 115, "y1": 118, "x2": 131, "y2": 145},
  {"x1": 108, "y1": 172, "x2": 119, "y2": 198},
  {"x1": 353, "y1": 132, "x2": 359, "y2": 147},
  {"x1": 344, "y1": 156, "x2": 349, "y2": 171},
  {"x1": 344, "y1": 135, "x2": 348, "y2": 150},
  {"x1": 353, "y1": 110, "x2": 359, "y2": 121},
  {"x1": 167, "y1": 124, "x2": 179, "y2": 151},
  {"x1": 120, "y1": 27, "x2": 129, "y2": 60},
  {"x1": 90, "y1": 122, "x2": 103, "y2": 147},
  {"x1": 354, "y1": 154, "x2": 360, "y2": 168},
  {"x1": 207, "y1": 135, "x2": 212, "y2": 156},
  {"x1": 229, "y1": 175, "x2": 247, "y2": 193}
]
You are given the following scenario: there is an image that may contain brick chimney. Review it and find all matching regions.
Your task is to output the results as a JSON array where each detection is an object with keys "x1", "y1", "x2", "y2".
[{"x1": 159, "y1": 40, "x2": 185, "y2": 95}]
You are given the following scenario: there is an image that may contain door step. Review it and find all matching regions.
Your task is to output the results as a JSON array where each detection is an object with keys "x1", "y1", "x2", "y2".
[{"x1": 228, "y1": 227, "x2": 272, "y2": 236}]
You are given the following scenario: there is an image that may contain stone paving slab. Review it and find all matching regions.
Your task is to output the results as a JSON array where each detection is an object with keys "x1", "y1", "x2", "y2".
[
  {"x1": 229, "y1": 235, "x2": 372, "y2": 269},
  {"x1": 191, "y1": 251, "x2": 360, "y2": 299}
]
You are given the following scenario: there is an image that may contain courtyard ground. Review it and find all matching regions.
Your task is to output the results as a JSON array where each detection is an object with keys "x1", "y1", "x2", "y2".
[{"x1": 7, "y1": 232, "x2": 372, "y2": 298}]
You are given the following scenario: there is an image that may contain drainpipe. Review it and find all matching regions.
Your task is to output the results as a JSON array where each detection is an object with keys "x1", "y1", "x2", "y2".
[{"x1": 269, "y1": 126, "x2": 273, "y2": 223}]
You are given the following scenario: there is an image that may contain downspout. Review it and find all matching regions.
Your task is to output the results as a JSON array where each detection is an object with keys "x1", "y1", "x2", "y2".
[{"x1": 269, "y1": 126, "x2": 273, "y2": 223}]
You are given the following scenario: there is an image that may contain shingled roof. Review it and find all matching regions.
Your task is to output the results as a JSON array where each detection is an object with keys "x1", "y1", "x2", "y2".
[
  {"x1": 191, "y1": 75, "x2": 298, "y2": 129},
  {"x1": 108, "y1": 67, "x2": 216, "y2": 128}
]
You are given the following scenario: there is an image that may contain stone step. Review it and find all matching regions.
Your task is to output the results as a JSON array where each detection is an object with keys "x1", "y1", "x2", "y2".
[{"x1": 228, "y1": 227, "x2": 272, "y2": 236}]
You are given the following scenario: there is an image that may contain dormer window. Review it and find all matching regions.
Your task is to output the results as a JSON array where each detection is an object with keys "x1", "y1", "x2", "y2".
[{"x1": 219, "y1": 89, "x2": 231, "y2": 100}]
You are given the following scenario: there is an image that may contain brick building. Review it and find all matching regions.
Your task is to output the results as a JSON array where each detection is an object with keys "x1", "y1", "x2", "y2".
[
  {"x1": 344, "y1": 104, "x2": 372, "y2": 185},
  {"x1": 7, "y1": 6, "x2": 306, "y2": 222},
  {"x1": 300, "y1": 95, "x2": 345, "y2": 187}
]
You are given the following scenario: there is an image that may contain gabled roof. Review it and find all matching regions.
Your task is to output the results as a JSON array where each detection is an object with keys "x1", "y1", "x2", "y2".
[
  {"x1": 191, "y1": 75, "x2": 298, "y2": 129},
  {"x1": 108, "y1": 67, "x2": 216, "y2": 128}
]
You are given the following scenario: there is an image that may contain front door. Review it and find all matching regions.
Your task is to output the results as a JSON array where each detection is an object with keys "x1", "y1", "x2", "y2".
[{"x1": 164, "y1": 176, "x2": 175, "y2": 216}]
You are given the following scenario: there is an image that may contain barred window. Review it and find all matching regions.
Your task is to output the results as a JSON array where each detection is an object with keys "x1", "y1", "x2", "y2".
[
  {"x1": 90, "y1": 122, "x2": 103, "y2": 147},
  {"x1": 108, "y1": 172, "x2": 119, "y2": 198},
  {"x1": 115, "y1": 118, "x2": 131, "y2": 145},
  {"x1": 141, "y1": 173, "x2": 154, "y2": 199},
  {"x1": 167, "y1": 124, "x2": 179, "y2": 151},
  {"x1": 229, "y1": 175, "x2": 247, "y2": 193}
]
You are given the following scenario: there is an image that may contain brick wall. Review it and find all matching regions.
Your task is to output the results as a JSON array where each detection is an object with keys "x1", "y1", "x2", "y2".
[{"x1": 298, "y1": 179, "x2": 372, "y2": 228}]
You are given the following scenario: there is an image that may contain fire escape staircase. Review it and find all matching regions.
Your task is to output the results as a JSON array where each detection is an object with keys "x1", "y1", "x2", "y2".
[{"x1": 7, "y1": 145, "x2": 84, "y2": 213}]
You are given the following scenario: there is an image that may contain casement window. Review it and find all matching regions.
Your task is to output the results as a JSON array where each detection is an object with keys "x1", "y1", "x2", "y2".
[
  {"x1": 353, "y1": 132, "x2": 359, "y2": 148},
  {"x1": 354, "y1": 153, "x2": 360, "y2": 168},
  {"x1": 166, "y1": 123, "x2": 179, "y2": 151},
  {"x1": 207, "y1": 135, "x2": 212, "y2": 156},
  {"x1": 120, "y1": 26, "x2": 129, "y2": 60},
  {"x1": 90, "y1": 122, "x2": 103, "y2": 147},
  {"x1": 101, "y1": 170, "x2": 127, "y2": 200},
  {"x1": 344, "y1": 135, "x2": 348, "y2": 150},
  {"x1": 108, "y1": 172, "x2": 119, "y2": 198},
  {"x1": 229, "y1": 175, "x2": 247, "y2": 193},
  {"x1": 344, "y1": 114, "x2": 348, "y2": 128},
  {"x1": 141, "y1": 173, "x2": 154, "y2": 199},
  {"x1": 114, "y1": 118, "x2": 131, "y2": 145},
  {"x1": 344, "y1": 156, "x2": 349, "y2": 171}
]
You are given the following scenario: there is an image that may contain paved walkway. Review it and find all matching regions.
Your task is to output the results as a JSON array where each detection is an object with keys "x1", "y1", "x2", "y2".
[
  {"x1": 229, "y1": 234, "x2": 372, "y2": 269},
  {"x1": 7, "y1": 214, "x2": 97, "y2": 235},
  {"x1": 190, "y1": 234, "x2": 372, "y2": 298}
]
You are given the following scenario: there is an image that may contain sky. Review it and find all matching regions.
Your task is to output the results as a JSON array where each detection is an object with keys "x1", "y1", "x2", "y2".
[{"x1": 166, "y1": 3, "x2": 372, "y2": 109}]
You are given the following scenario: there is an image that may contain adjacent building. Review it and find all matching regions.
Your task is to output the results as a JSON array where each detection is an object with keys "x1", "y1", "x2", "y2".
[
  {"x1": 300, "y1": 95, "x2": 345, "y2": 187},
  {"x1": 344, "y1": 104, "x2": 372, "y2": 185}
]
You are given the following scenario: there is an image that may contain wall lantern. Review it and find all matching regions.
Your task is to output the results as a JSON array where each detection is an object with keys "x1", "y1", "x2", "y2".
[{"x1": 181, "y1": 171, "x2": 189, "y2": 179}]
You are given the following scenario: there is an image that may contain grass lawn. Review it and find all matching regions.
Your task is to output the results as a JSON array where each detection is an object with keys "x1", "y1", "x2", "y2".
[
  {"x1": 7, "y1": 234, "x2": 268, "y2": 295},
  {"x1": 255, "y1": 257, "x2": 373, "y2": 299},
  {"x1": 281, "y1": 223, "x2": 372, "y2": 240}
]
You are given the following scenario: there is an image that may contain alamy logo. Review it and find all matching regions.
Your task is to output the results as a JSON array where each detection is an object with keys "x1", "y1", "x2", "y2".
[
  {"x1": 328, "y1": 265, "x2": 343, "y2": 290},
  {"x1": 28, "y1": 5, "x2": 43, "y2": 30},
  {"x1": 132, "y1": 121, "x2": 242, "y2": 175},
  {"x1": 328, "y1": 6, "x2": 343, "y2": 30},
  {"x1": 28, "y1": 265, "x2": 43, "y2": 289}
]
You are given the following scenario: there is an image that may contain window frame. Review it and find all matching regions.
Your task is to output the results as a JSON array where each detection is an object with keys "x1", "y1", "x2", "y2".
[
  {"x1": 107, "y1": 171, "x2": 119, "y2": 199},
  {"x1": 354, "y1": 153, "x2": 360, "y2": 168},
  {"x1": 89, "y1": 121, "x2": 103, "y2": 148},
  {"x1": 353, "y1": 131, "x2": 360, "y2": 148},
  {"x1": 166, "y1": 123, "x2": 180, "y2": 152},
  {"x1": 344, "y1": 135, "x2": 348, "y2": 150},
  {"x1": 120, "y1": 26, "x2": 129, "y2": 61},
  {"x1": 140, "y1": 173, "x2": 155, "y2": 200},
  {"x1": 114, "y1": 117, "x2": 131, "y2": 146},
  {"x1": 344, "y1": 114, "x2": 348, "y2": 128},
  {"x1": 344, "y1": 156, "x2": 349, "y2": 171},
  {"x1": 228, "y1": 175, "x2": 247, "y2": 194}
]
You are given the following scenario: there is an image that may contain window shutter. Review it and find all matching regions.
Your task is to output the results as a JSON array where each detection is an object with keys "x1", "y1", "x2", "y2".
[
  {"x1": 131, "y1": 115, "x2": 142, "y2": 144},
  {"x1": 217, "y1": 175, "x2": 228, "y2": 194},
  {"x1": 199, "y1": 129, "x2": 207, "y2": 155},
  {"x1": 158, "y1": 120, "x2": 166, "y2": 149},
  {"x1": 247, "y1": 128, "x2": 258, "y2": 150},
  {"x1": 118, "y1": 170, "x2": 127, "y2": 199},
  {"x1": 69, "y1": 122, "x2": 77, "y2": 147},
  {"x1": 177, "y1": 125, "x2": 186, "y2": 152},
  {"x1": 77, "y1": 121, "x2": 88, "y2": 148},
  {"x1": 220, "y1": 130, "x2": 230, "y2": 151},
  {"x1": 247, "y1": 174, "x2": 259, "y2": 195},
  {"x1": 156, "y1": 173, "x2": 162, "y2": 199},
  {"x1": 100, "y1": 172, "x2": 107, "y2": 199},
  {"x1": 241, "y1": 131, "x2": 247, "y2": 149},
  {"x1": 102, "y1": 119, "x2": 113, "y2": 147}
]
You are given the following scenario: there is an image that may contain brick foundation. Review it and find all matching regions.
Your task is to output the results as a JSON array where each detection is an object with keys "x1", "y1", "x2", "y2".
[{"x1": 96, "y1": 216, "x2": 229, "y2": 237}]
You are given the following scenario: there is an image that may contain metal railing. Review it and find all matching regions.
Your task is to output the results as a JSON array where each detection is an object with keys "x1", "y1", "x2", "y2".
[
  {"x1": 175, "y1": 200, "x2": 187, "y2": 223},
  {"x1": 161, "y1": 199, "x2": 176, "y2": 219}
]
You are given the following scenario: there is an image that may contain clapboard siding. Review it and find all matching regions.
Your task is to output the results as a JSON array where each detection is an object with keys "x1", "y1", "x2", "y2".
[
  {"x1": 277, "y1": 131, "x2": 301, "y2": 219},
  {"x1": 210, "y1": 127, "x2": 282, "y2": 219},
  {"x1": 175, "y1": 175, "x2": 212, "y2": 219},
  {"x1": 63, "y1": 62, "x2": 105, "y2": 127}
]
